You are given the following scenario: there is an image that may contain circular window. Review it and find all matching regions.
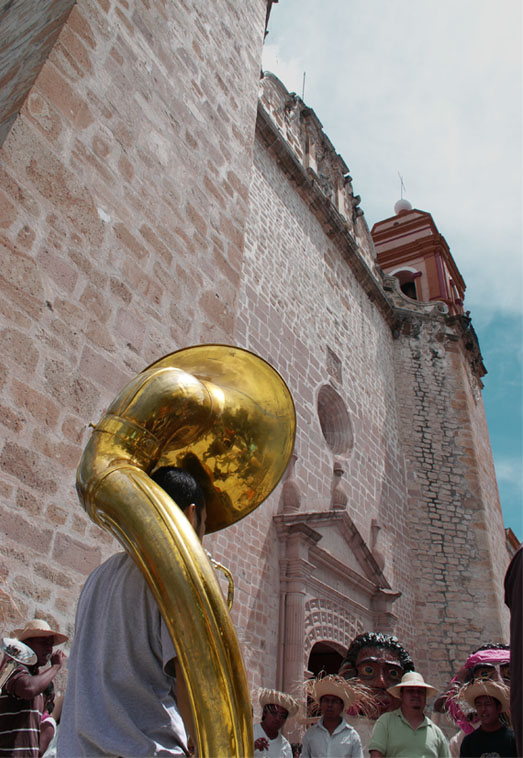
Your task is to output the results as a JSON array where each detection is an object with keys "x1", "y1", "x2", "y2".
[{"x1": 317, "y1": 384, "x2": 353, "y2": 455}]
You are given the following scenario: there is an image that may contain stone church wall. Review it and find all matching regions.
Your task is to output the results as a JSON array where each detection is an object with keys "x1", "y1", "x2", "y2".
[
  {"x1": 227, "y1": 125, "x2": 416, "y2": 687},
  {"x1": 0, "y1": 0, "x2": 510, "y2": 705},
  {"x1": 391, "y1": 315, "x2": 509, "y2": 684},
  {"x1": 221, "y1": 71, "x2": 510, "y2": 691},
  {"x1": 0, "y1": 0, "x2": 267, "y2": 653}
]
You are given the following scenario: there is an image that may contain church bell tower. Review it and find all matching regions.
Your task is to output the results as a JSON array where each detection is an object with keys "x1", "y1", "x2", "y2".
[{"x1": 371, "y1": 199, "x2": 466, "y2": 316}]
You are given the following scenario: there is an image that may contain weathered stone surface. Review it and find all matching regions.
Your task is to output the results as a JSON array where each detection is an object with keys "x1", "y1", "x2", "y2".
[
  {"x1": 0, "y1": 0, "x2": 508, "y2": 710},
  {"x1": 0, "y1": 0, "x2": 77, "y2": 147},
  {"x1": 0, "y1": 0, "x2": 267, "y2": 647}
]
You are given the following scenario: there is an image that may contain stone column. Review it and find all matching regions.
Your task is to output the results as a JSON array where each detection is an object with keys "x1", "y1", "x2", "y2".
[{"x1": 275, "y1": 520, "x2": 320, "y2": 694}]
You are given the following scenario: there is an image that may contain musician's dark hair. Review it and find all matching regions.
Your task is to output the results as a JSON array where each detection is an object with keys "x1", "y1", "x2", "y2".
[
  {"x1": 341, "y1": 632, "x2": 415, "y2": 675},
  {"x1": 151, "y1": 466, "x2": 205, "y2": 526}
]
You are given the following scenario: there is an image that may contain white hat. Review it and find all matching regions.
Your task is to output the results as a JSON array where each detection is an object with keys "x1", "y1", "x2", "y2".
[
  {"x1": 462, "y1": 679, "x2": 510, "y2": 714},
  {"x1": 387, "y1": 671, "x2": 438, "y2": 699},
  {"x1": 258, "y1": 688, "x2": 298, "y2": 717},
  {"x1": 12, "y1": 619, "x2": 68, "y2": 646}
]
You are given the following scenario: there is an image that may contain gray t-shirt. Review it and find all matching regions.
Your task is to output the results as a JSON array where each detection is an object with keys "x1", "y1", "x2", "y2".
[{"x1": 57, "y1": 552, "x2": 188, "y2": 757}]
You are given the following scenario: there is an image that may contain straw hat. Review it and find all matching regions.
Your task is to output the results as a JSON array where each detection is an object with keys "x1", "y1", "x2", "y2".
[
  {"x1": 12, "y1": 619, "x2": 68, "y2": 646},
  {"x1": 258, "y1": 688, "x2": 298, "y2": 718},
  {"x1": 387, "y1": 671, "x2": 438, "y2": 699},
  {"x1": 461, "y1": 679, "x2": 510, "y2": 714},
  {"x1": 307, "y1": 674, "x2": 357, "y2": 711}
]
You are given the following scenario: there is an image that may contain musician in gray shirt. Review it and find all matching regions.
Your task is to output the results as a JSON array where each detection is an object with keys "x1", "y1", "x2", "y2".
[{"x1": 58, "y1": 468, "x2": 205, "y2": 757}]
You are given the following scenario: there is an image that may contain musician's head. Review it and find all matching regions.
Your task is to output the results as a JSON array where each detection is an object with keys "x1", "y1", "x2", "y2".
[
  {"x1": 151, "y1": 466, "x2": 206, "y2": 541},
  {"x1": 25, "y1": 636, "x2": 55, "y2": 667},
  {"x1": 261, "y1": 704, "x2": 289, "y2": 731},
  {"x1": 12, "y1": 619, "x2": 68, "y2": 668}
]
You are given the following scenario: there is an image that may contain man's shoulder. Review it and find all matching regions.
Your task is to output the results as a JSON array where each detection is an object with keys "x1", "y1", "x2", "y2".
[
  {"x1": 304, "y1": 720, "x2": 321, "y2": 734},
  {"x1": 303, "y1": 720, "x2": 322, "y2": 739},
  {"x1": 280, "y1": 731, "x2": 292, "y2": 748},
  {"x1": 464, "y1": 724, "x2": 516, "y2": 743},
  {"x1": 342, "y1": 719, "x2": 360, "y2": 735},
  {"x1": 82, "y1": 550, "x2": 122, "y2": 577},
  {"x1": 460, "y1": 728, "x2": 477, "y2": 745},
  {"x1": 425, "y1": 716, "x2": 448, "y2": 740},
  {"x1": 368, "y1": 711, "x2": 396, "y2": 753},
  {"x1": 460, "y1": 727, "x2": 485, "y2": 752},
  {"x1": 5, "y1": 664, "x2": 29, "y2": 683},
  {"x1": 93, "y1": 550, "x2": 129, "y2": 574},
  {"x1": 82, "y1": 551, "x2": 138, "y2": 592},
  {"x1": 459, "y1": 728, "x2": 479, "y2": 757},
  {"x1": 374, "y1": 709, "x2": 398, "y2": 726},
  {"x1": 4, "y1": 665, "x2": 34, "y2": 698}
]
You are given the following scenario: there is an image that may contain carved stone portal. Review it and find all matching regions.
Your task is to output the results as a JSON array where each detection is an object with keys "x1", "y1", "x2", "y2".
[{"x1": 274, "y1": 510, "x2": 400, "y2": 696}]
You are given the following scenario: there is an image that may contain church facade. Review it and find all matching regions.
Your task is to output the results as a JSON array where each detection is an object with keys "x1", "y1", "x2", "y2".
[{"x1": 0, "y1": 0, "x2": 510, "y2": 705}]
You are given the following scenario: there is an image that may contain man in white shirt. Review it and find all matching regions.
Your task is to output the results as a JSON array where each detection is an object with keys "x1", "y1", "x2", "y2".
[
  {"x1": 254, "y1": 688, "x2": 297, "y2": 757},
  {"x1": 302, "y1": 675, "x2": 363, "y2": 758}
]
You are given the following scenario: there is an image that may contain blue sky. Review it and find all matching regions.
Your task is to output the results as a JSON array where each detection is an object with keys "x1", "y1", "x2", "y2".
[{"x1": 263, "y1": 0, "x2": 522, "y2": 539}]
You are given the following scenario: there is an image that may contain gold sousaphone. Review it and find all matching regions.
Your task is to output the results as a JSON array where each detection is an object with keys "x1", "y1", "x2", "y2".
[{"x1": 77, "y1": 344, "x2": 296, "y2": 757}]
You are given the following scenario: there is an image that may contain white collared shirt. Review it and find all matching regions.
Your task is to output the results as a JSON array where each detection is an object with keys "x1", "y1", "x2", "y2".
[
  {"x1": 254, "y1": 722, "x2": 293, "y2": 757},
  {"x1": 301, "y1": 717, "x2": 363, "y2": 758}
]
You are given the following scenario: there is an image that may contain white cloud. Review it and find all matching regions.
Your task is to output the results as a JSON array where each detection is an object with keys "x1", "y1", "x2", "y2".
[
  {"x1": 495, "y1": 456, "x2": 523, "y2": 488},
  {"x1": 263, "y1": 0, "x2": 523, "y2": 317},
  {"x1": 263, "y1": 1, "x2": 523, "y2": 535},
  {"x1": 262, "y1": 44, "x2": 304, "y2": 97}
]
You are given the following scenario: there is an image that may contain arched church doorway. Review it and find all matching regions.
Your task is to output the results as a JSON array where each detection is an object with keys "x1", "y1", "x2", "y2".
[{"x1": 308, "y1": 641, "x2": 344, "y2": 677}]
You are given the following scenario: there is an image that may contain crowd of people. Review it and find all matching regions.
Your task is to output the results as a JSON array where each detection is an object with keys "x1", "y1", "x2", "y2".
[
  {"x1": 253, "y1": 653, "x2": 517, "y2": 758},
  {"x1": 0, "y1": 464, "x2": 520, "y2": 757}
]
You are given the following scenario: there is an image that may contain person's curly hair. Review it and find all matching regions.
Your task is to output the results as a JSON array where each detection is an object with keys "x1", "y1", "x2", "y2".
[{"x1": 340, "y1": 632, "x2": 415, "y2": 677}]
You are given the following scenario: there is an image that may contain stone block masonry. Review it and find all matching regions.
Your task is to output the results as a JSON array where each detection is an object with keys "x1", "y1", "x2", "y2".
[
  {"x1": 0, "y1": 0, "x2": 510, "y2": 706},
  {"x1": 233, "y1": 128, "x2": 415, "y2": 688},
  {"x1": 0, "y1": 0, "x2": 268, "y2": 640},
  {"x1": 0, "y1": 0, "x2": 77, "y2": 146},
  {"x1": 392, "y1": 316, "x2": 509, "y2": 685}
]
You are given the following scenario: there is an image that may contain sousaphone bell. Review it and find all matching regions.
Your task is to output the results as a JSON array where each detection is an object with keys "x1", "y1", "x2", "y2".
[
  {"x1": 76, "y1": 344, "x2": 296, "y2": 757},
  {"x1": 0, "y1": 638, "x2": 36, "y2": 692}
]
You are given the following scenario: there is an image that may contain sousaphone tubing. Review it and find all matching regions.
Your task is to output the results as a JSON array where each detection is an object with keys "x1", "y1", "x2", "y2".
[{"x1": 77, "y1": 344, "x2": 296, "y2": 757}]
